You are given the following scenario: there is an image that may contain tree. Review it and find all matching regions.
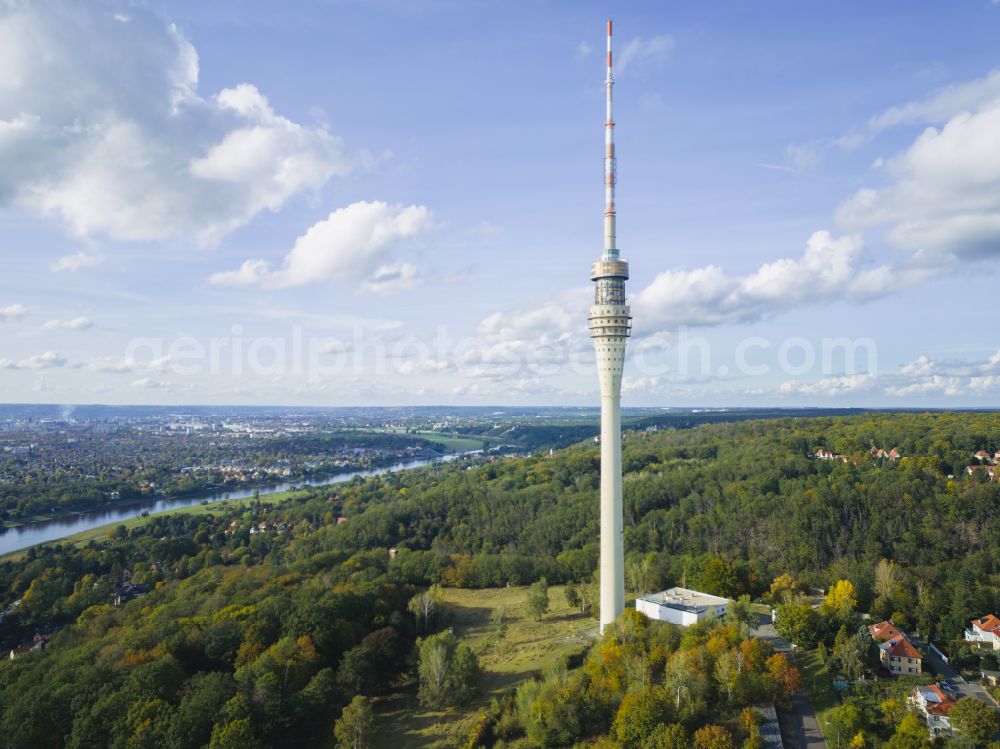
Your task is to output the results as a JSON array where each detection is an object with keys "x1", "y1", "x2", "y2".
[
  {"x1": 491, "y1": 605, "x2": 509, "y2": 639},
  {"x1": 886, "y1": 713, "x2": 931, "y2": 749},
  {"x1": 613, "y1": 686, "x2": 674, "y2": 748},
  {"x1": 643, "y1": 723, "x2": 690, "y2": 749},
  {"x1": 336, "y1": 645, "x2": 376, "y2": 696},
  {"x1": 564, "y1": 581, "x2": 580, "y2": 610},
  {"x1": 768, "y1": 573, "x2": 798, "y2": 603},
  {"x1": 821, "y1": 580, "x2": 858, "y2": 622},
  {"x1": 765, "y1": 653, "x2": 804, "y2": 701},
  {"x1": 948, "y1": 697, "x2": 1000, "y2": 746},
  {"x1": 417, "y1": 631, "x2": 481, "y2": 708},
  {"x1": 407, "y1": 585, "x2": 443, "y2": 633},
  {"x1": 774, "y1": 603, "x2": 821, "y2": 648},
  {"x1": 692, "y1": 725, "x2": 736, "y2": 749},
  {"x1": 526, "y1": 577, "x2": 550, "y2": 621},
  {"x1": 208, "y1": 719, "x2": 265, "y2": 749},
  {"x1": 714, "y1": 651, "x2": 740, "y2": 704},
  {"x1": 333, "y1": 696, "x2": 375, "y2": 749},
  {"x1": 825, "y1": 705, "x2": 862, "y2": 749},
  {"x1": 729, "y1": 594, "x2": 756, "y2": 633},
  {"x1": 525, "y1": 679, "x2": 585, "y2": 748},
  {"x1": 695, "y1": 557, "x2": 738, "y2": 598},
  {"x1": 874, "y1": 559, "x2": 902, "y2": 606}
]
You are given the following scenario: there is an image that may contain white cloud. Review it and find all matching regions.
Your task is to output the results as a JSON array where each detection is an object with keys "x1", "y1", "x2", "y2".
[
  {"x1": 633, "y1": 231, "x2": 929, "y2": 331},
  {"x1": 210, "y1": 201, "x2": 432, "y2": 288},
  {"x1": 0, "y1": 1, "x2": 350, "y2": 245},
  {"x1": 360, "y1": 261, "x2": 422, "y2": 295},
  {"x1": 41, "y1": 316, "x2": 93, "y2": 331},
  {"x1": 0, "y1": 304, "x2": 28, "y2": 321},
  {"x1": 838, "y1": 102, "x2": 1000, "y2": 257},
  {"x1": 617, "y1": 35, "x2": 675, "y2": 74},
  {"x1": 50, "y1": 251, "x2": 102, "y2": 272},
  {"x1": 0, "y1": 351, "x2": 67, "y2": 369},
  {"x1": 778, "y1": 374, "x2": 877, "y2": 396},
  {"x1": 884, "y1": 374, "x2": 963, "y2": 398},
  {"x1": 88, "y1": 354, "x2": 170, "y2": 374},
  {"x1": 866, "y1": 69, "x2": 1000, "y2": 135},
  {"x1": 130, "y1": 377, "x2": 166, "y2": 389}
]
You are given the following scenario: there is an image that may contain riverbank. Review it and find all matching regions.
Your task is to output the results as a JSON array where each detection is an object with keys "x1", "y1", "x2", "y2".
[
  {"x1": 0, "y1": 487, "x2": 305, "y2": 563},
  {"x1": 0, "y1": 450, "x2": 476, "y2": 562},
  {"x1": 0, "y1": 451, "x2": 451, "y2": 530}
]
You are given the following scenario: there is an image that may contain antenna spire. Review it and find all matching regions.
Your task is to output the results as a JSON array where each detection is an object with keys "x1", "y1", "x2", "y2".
[{"x1": 604, "y1": 18, "x2": 617, "y2": 259}]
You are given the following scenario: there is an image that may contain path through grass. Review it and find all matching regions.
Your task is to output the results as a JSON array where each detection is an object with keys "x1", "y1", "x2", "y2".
[{"x1": 375, "y1": 585, "x2": 598, "y2": 749}]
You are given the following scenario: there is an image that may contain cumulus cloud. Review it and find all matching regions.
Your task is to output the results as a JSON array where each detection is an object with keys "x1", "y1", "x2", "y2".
[
  {"x1": 860, "y1": 69, "x2": 1000, "y2": 140},
  {"x1": 88, "y1": 354, "x2": 171, "y2": 374},
  {"x1": 130, "y1": 377, "x2": 167, "y2": 389},
  {"x1": 617, "y1": 35, "x2": 675, "y2": 74},
  {"x1": 874, "y1": 348, "x2": 1000, "y2": 397},
  {"x1": 778, "y1": 373, "x2": 877, "y2": 396},
  {"x1": 457, "y1": 288, "x2": 593, "y2": 380},
  {"x1": 633, "y1": 231, "x2": 933, "y2": 331},
  {"x1": 41, "y1": 316, "x2": 93, "y2": 331},
  {"x1": 837, "y1": 101, "x2": 1000, "y2": 257},
  {"x1": 210, "y1": 201, "x2": 432, "y2": 288},
  {"x1": 0, "y1": 304, "x2": 28, "y2": 321},
  {"x1": 360, "y1": 261, "x2": 422, "y2": 295},
  {"x1": 0, "y1": 351, "x2": 67, "y2": 369},
  {"x1": 50, "y1": 251, "x2": 102, "y2": 272},
  {"x1": 0, "y1": 1, "x2": 350, "y2": 245}
]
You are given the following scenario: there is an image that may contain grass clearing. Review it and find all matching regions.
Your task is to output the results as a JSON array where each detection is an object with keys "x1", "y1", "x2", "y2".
[
  {"x1": 794, "y1": 648, "x2": 839, "y2": 736},
  {"x1": 374, "y1": 585, "x2": 598, "y2": 749}
]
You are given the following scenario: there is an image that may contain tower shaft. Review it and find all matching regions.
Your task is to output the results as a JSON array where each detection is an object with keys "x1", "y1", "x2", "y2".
[{"x1": 589, "y1": 18, "x2": 631, "y2": 634}]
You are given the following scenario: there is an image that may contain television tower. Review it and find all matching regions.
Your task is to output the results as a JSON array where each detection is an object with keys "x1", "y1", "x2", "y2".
[{"x1": 589, "y1": 18, "x2": 632, "y2": 634}]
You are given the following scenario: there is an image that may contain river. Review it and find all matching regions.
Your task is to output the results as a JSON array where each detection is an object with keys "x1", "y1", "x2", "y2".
[{"x1": 0, "y1": 452, "x2": 468, "y2": 557}]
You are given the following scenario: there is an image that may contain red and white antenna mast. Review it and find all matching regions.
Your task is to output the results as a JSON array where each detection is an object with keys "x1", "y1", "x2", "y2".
[{"x1": 604, "y1": 19, "x2": 617, "y2": 259}]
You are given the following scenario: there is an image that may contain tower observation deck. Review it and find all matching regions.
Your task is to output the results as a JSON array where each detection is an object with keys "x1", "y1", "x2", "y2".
[{"x1": 589, "y1": 19, "x2": 632, "y2": 634}]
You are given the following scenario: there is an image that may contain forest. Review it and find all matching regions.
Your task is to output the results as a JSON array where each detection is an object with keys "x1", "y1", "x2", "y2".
[{"x1": 0, "y1": 411, "x2": 997, "y2": 747}]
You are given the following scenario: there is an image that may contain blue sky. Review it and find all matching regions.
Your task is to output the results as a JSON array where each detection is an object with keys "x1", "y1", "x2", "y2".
[{"x1": 1, "y1": 0, "x2": 1000, "y2": 406}]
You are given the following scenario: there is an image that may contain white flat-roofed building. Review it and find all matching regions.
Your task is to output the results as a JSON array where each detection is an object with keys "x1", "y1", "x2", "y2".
[{"x1": 636, "y1": 587, "x2": 731, "y2": 626}]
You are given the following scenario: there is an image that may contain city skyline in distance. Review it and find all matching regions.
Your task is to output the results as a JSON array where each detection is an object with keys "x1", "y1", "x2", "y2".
[{"x1": 2, "y1": 1, "x2": 1000, "y2": 408}]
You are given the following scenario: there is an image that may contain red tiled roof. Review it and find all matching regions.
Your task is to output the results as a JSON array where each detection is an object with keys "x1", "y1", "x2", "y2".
[
  {"x1": 926, "y1": 685, "x2": 957, "y2": 716},
  {"x1": 883, "y1": 636, "x2": 921, "y2": 660},
  {"x1": 973, "y1": 614, "x2": 1000, "y2": 634},
  {"x1": 869, "y1": 621, "x2": 903, "y2": 642}
]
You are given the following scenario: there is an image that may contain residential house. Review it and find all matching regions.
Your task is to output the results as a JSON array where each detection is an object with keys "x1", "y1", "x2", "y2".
[
  {"x1": 965, "y1": 614, "x2": 1000, "y2": 651},
  {"x1": 911, "y1": 684, "x2": 957, "y2": 738},
  {"x1": 814, "y1": 449, "x2": 849, "y2": 463},
  {"x1": 110, "y1": 582, "x2": 148, "y2": 607},
  {"x1": 965, "y1": 465, "x2": 997, "y2": 481},
  {"x1": 974, "y1": 450, "x2": 992, "y2": 462},
  {"x1": 869, "y1": 621, "x2": 922, "y2": 675}
]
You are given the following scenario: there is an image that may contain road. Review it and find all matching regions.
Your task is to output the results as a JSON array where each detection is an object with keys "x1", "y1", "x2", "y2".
[
  {"x1": 921, "y1": 641, "x2": 1000, "y2": 711},
  {"x1": 790, "y1": 686, "x2": 829, "y2": 749},
  {"x1": 754, "y1": 618, "x2": 829, "y2": 749}
]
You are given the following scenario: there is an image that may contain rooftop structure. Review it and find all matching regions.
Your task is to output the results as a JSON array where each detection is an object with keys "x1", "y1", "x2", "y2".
[{"x1": 636, "y1": 587, "x2": 731, "y2": 627}]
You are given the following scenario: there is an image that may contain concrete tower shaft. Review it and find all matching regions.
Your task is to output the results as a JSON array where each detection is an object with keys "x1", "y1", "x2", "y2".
[{"x1": 589, "y1": 19, "x2": 631, "y2": 634}]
